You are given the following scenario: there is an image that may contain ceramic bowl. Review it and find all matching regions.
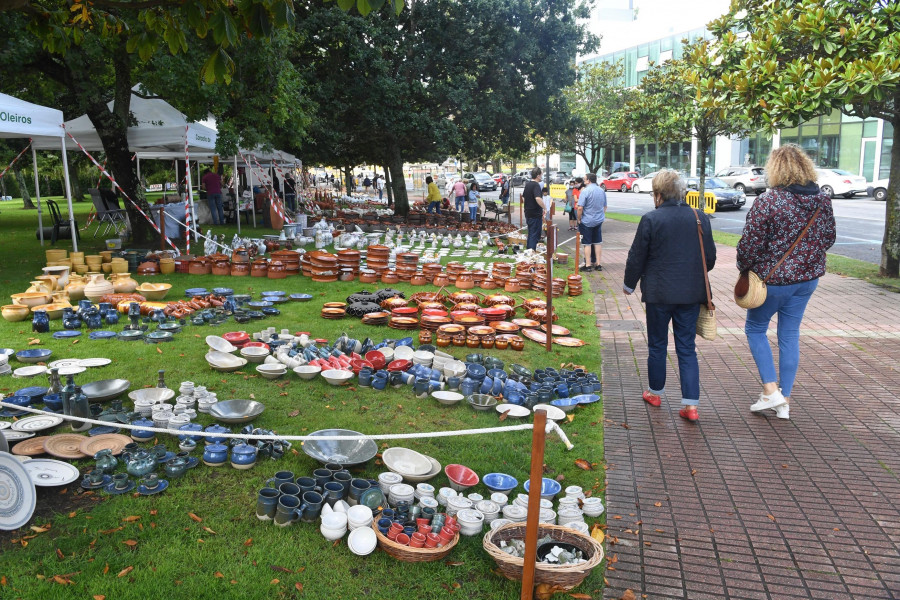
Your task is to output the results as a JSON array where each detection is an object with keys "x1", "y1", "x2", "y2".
[
  {"x1": 523, "y1": 477, "x2": 562, "y2": 501},
  {"x1": 467, "y1": 394, "x2": 498, "y2": 411},
  {"x1": 347, "y1": 526, "x2": 377, "y2": 556},
  {"x1": 2, "y1": 304, "x2": 31, "y2": 322},
  {"x1": 392, "y1": 346, "x2": 414, "y2": 361},
  {"x1": 531, "y1": 404, "x2": 566, "y2": 421},
  {"x1": 550, "y1": 397, "x2": 580, "y2": 413},
  {"x1": 445, "y1": 463, "x2": 479, "y2": 492},
  {"x1": 495, "y1": 403, "x2": 529, "y2": 418},
  {"x1": 135, "y1": 283, "x2": 172, "y2": 301},
  {"x1": 208, "y1": 399, "x2": 265, "y2": 424},
  {"x1": 81, "y1": 378, "x2": 131, "y2": 402},
  {"x1": 205, "y1": 335, "x2": 237, "y2": 353},
  {"x1": 15, "y1": 349, "x2": 52, "y2": 364},
  {"x1": 303, "y1": 429, "x2": 377, "y2": 466},
  {"x1": 431, "y1": 391, "x2": 464, "y2": 406},
  {"x1": 573, "y1": 394, "x2": 600, "y2": 405},
  {"x1": 376, "y1": 347, "x2": 394, "y2": 362},
  {"x1": 483, "y1": 473, "x2": 519, "y2": 494},
  {"x1": 10, "y1": 292, "x2": 52, "y2": 309},
  {"x1": 321, "y1": 369, "x2": 353, "y2": 386},
  {"x1": 293, "y1": 365, "x2": 322, "y2": 380},
  {"x1": 205, "y1": 352, "x2": 248, "y2": 373},
  {"x1": 241, "y1": 346, "x2": 270, "y2": 364},
  {"x1": 256, "y1": 363, "x2": 287, "y2": 380},
  {"x1": 382, "y1": 447, "x2": 433, "y2": 476},
  {"x1": 128, "y1": 388, "x2": 176, "y2": 404}
]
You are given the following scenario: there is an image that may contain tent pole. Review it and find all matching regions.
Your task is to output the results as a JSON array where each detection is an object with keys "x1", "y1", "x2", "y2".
[
  {"x1": 233, "y1": 156, "x2": 241, "y2": 235},
  {"x1": 185, "y1": 159, "x2": 198, "y2": 242},
  {"x1": 32, "y1": 146, "x2": 44, "y2": 246},
  {"x1": 248, "y1": 162, "x2": 256, "y2": 229},
  {"x1": 136, "y1": 157, "x2": 141, "y2": 186},
  {"x1": 60, "y1": 140, "x2": 78, "y2": 252}
]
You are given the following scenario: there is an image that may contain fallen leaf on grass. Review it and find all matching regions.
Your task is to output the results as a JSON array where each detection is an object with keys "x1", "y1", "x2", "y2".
[
  {"x1": 103, "y1": 564, "x2": 109, "y2": 575},
  {"x1": 68, "y1": 512, "x2": 76, "y2": 518},
  {"x1": 270, "y1": 579, "x2": 280, "y2": 585},
  {"x1": 56, "y1": 548, "x2": 64, "y2": 560},
  {"x1": 122, "y1": 540, "x2": 138, "y2": 548},
  {"x1": 243, "y1": 538, "x2": 253, "y2": 547},
  {"x1": 569, "y1": 594, "x2": 593, "y2": 599},
  {"x1": 100, "y1": 527, "x2": 123, "y2": 535},
  {"x1": 295, "y1": 582, "x2": 303, "y2": 592},
  {"x1": 117, "y1": 566, "x2": 133, "y2": 578},
  {"x1": 574, "y1": 459, "x2": 593, "y2": 471},
  {"x1": 0, "y1": 575, "x2": 6, "y2": 586},
  {"x1": 156, "y1": 347, "x2": 162, "y2": 354},
  {"x1": 30, "y1": 525, "x2": 50, "y2": 533},
  {"x1": 93, "y1": 596, "x2": 105, "y2": 600},
  {"x1": 52, "y1": 575, "x2": 74, "y2": 585},
  {"x1": 498, "y1": 410, "x2": 509, "y2": 421},
  {"x1": 270, "y1": 565, "x2": 292, "y2": 574},
  {"x1": 27, "y1": 338, "x2": 41, "y2": 345},
  {"x1": 122, "y1": 516, "x2": 141, "y2": 522},
  {"x1": 188, "y1": 513, "x2": 203, "y2": 523},
  {"x1": 288, "y1": 410, "x2": 299, "y2": 418},
  {"x1": 149, "y1": 510, "x2": 157, "y2": 516},
  {"x1": 332, "y1": 539, "x2": 341, "y2": 548},
  {"x1": 202, "y1": 526, "x2": 217, "y2": 535}
]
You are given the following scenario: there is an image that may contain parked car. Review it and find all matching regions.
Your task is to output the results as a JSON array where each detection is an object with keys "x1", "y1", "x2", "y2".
[
  {"x1": 600, "y1": 171, "x2": 640, "y2": 192},
  {"x1": 685, "y1": 177, "x2": 746, "y2": 210},
  {"x1": 715, "y1": 166, "x2": 767, "y2": 194},
  {"x1": 867, "y1": 178, "x2": 889, "y2": 201},
  {"x1": 549, "y1": 171, "x2": 569, "y2": 184},
  {"x1": 511, "y1": 169, "x2": 533, "y2": 186},
  {"x1": 815, "y1": 168, "x2": 868, "y2": 198},
  {"x1": 630, "y1": 171, "x2": 659, "y2": 194},
  {"x1": 463, "y1": 171, "x2": 498, "y2": 192}
]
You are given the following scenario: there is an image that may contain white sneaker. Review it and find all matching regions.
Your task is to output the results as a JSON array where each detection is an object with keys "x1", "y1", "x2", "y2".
[
  {"x1": 750, "y1": 389, "x2": 787, "y2": 412},
  {"x1": 774, "y1": 403, "x2": 790, "y2": 419}
]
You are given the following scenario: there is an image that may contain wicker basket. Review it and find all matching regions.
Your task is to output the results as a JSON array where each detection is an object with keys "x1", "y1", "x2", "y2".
[
  {"x1": 734, "y1": 270, "x2": 767, "y2": 309},
  {"x1": 371, "y1": 522, "x2": 460, "y2": 562},
  {"x1": 482, "y1": 523, "x2": 604, "y2": 590}
]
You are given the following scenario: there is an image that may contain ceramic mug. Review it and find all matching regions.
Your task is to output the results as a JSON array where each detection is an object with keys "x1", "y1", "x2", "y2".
[
  {"x1": 299, "y1": 491, "x2": 323, "y2": 523},
  {"x1": 446, "y1": 376, "x2": 461, "y2": 391},
  {"x1": 266, "y1": 471, "x2": 295, "y2": 489},
  {"x1": 278, "y1": 482, "x2": 301, "y2": 499},
  {"x1": 274, "y1": 494, "x2": 305, "y2": 527},
  {"x1": 323, "y1": 481, "x2": 345, "y2": 507},
  {"x1": 333, "y1": 471, "x2": 352, "y2": 494},
  {"x1": 313, "y1": 468, "x2": 332, "y2": 490},
  {"x1": 112, "y1": 473, "x2": 131, "y2": 491},
  {"x1": 84, "y1": 469, "x2": 105, "y2": 485},
  {"x1": 296, "y1": 476, "x2": 317, "y2": 494},
  {"x1": 348, "y1": 478, "x2": 370, "y2": 502}
]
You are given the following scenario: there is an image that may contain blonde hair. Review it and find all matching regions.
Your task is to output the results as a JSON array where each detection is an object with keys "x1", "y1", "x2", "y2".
[
  {"x1": 765, "y1": 144, "x2": 817, "y2": 188},
  {"x1": 652, "y1": 169, "x2": 686, "y2": 201}
]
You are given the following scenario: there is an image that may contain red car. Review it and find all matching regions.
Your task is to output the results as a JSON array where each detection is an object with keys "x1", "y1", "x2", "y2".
[{"x1": 600, "y1": 171, "x2": 639, "y2": 192}]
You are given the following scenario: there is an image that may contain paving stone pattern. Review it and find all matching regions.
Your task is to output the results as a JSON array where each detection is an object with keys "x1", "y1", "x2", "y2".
[{"x1": 588, "y1": 218, "x2": 900, "y2": 600}]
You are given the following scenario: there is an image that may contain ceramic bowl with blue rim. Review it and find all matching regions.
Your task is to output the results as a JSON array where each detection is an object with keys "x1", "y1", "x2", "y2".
[
  {"x1": 523, "y1": 477, "x2": 562, "y2": 500},
  {"x1": 212, "y1": 288, "x2": 234, "y2": 296},
  {"x1": 89, "y1": 331, "x2": 117, "y2": 340},
  {"x1": 572, "y1": 394, "x2": 600, "y2": 405},
  {"x1": 15, "y1": 386, "x2": 47, "y2": 403},
  {"x1": 53, "y1": 330, "x2": 82, "y2": 339},
  {"x1": 483, "y1": 472, "x2": 519, "y2": 494},
  {"x1": 550, "y1": 397, "x2": 581, "y2": 413},
  {"x1": 261, "y1": 290, "x2": 285, "y2": 297},
  {"x1": 16, "y1": 349, "x2": 52, "y2": 364},
  {"x1": 185, "y1": 288, "x2": 209, "y2": 297},
  {"x1": 247, "y1": 301, "x2": 273, "y2": 309},
  {"x1": 289, "y1": 294, "x2": 313, "y2": 302}
]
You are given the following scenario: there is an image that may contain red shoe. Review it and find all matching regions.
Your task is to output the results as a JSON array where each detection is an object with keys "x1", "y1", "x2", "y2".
[
  {"x1": 679, "y1": 406, "x2": 699, "y2": 422},
  {"x1": 642, "y1": 391, "x2": 661, "y2": 407}
]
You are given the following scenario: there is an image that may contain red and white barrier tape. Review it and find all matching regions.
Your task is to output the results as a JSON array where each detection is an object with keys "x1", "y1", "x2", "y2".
[
  {"x1": 252, "y1": 156, "x2": 292, "y2": 225},
  {"x1": 0, "y1": 140, "x2": 32, "y2": 182}
]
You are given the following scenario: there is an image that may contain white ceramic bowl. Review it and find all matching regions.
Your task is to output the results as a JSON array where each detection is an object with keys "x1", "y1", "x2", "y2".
[
  {"x1": 393, "y1": 346, "x2": 414, "y2": 361},
  {"x1": 241, "y1": 346, "x2": 270, "y2": 363},
  {"x1": 256, "y1": 364, "x2": 287, "y2": 380},
  {"x1": 376, "y1": 347, "x2": 394, "y2": 362},
  {"x1": 347, "y1": 505, "x2": 373, "y2": 526},
  {"x1": 128, "y1": 388, "x2": 176, "y2": 404},
  {"x1": 205, "y1": 352, "x2": 248, "y2": 373},
  {"x1": 293, "y1": 365, "x2": 322, "y2": 380},
  {"x1": 383, "y1": 447, "x2": 432, "y2": 476},
  {"x1": 205, "y1": 335, "x2": 236, "y2": 353},
  {"x1": 495, "y1": 403, "x2": 529, "y2": 418},
  {"x1": 347, "y1": 526, "x2": 377, "y2": 556},
  {"x1": 321, "y1": 369, "x2": 353, "y2": 386},
  {"x1": 320, "y1": 524, "x2": 347, "y2": 541},
  {"x1": 531, "y1": 404, "x2": 565, "y2": 421},
  {"x1": 322, "y1": 512, "x2": 348, "y2": 529},
  {"x1": 431, "y1": 391, "x2": 464, "y2": 406}
]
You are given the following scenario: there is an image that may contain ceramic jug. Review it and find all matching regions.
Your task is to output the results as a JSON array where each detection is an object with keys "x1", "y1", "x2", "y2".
[
  {"x1": 26, "y1": 280, "x2": 51, "y2": 294},
  {"x1": 83, "y1": 274, "x2": 114, "y2": 302},
  {"x1": 32, "y1": 310, "x2": 50, "y2": 333},
  {"x1": 110, "y1": 273, "x2": 138, "y2": 294},
  {"x1": 94, "y1": 449, "x2": 118, "y2": 473}
]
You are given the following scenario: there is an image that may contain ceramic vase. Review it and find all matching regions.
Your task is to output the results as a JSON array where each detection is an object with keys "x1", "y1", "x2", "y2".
[
  {"x1": 83, "y1": 274, "x2": 114, "y2": 302},
  {"x1": 110, "y1": 273, "x2": 138, "y2": 294}
]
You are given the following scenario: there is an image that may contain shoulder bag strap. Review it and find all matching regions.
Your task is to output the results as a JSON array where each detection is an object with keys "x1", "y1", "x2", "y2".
[
  {"x1": 690, "y1": 207, "x2": 713, "y2": 310},
  {"x1": 763, "y1": 206, "x2": 822, "y2": 283}
]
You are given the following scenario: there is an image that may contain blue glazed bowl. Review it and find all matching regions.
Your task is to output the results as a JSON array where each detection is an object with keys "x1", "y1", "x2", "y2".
[
  {"x1": 132, "y1": 419, "x2": 156, "y2": 442},
  {"x1": 573, "y1": 394, "x2": 600, "y2": 405},
  {"x1": 290, "y1": 293, "x2": 313, "y2": 302},
  {"x1": 483, "y1": 472, "x2": 519, "y2": 494},
  {"x1": 466, "y1": 363, "x2": 487, "y2": 381},
  {"x1": 42, "y1": 393, "x2": 62, "y2": 411},
  {"x1": 550, "y1": 398, "x2": 580, "y2": 413},
  {"x1": 15, "y1": 348, "x2": 52, "y2": 364},
  {"x1": 523, "y1": 477, "x2": 562, "y2": 500},
  {"x1": 212, "y1": 288, "x2": 234, "y2": 296},
  {"x1": 261, "y1": 290, "x2": 285, "y2": 297},
  {"x1": 14, "y1": 386, "x2": 46, "y2": 403},
  {"x1": 204, "y1": 424, "x2": 230, "y2": 445}
]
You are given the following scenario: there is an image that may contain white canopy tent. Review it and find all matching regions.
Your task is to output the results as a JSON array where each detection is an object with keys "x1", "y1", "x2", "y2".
[
  {"x1": 0, "y1": 93, "x2": 77, "y2": 250},
  {"x1": 33, "y1": 89, "x2": 218, "y2": 243}
]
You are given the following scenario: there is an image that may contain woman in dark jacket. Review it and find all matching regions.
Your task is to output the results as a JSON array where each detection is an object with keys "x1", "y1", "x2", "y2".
[
  {"x1": 624, "y1": 170, "x2": 716, "y2": 422},
  {"x1": 737, "y1": 144, "x2": 836, "y2": 420}
]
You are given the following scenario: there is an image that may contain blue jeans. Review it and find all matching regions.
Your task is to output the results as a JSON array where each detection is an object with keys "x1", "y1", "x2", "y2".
[
  {"x1": 526, "y1": 216, "x2": 543, "y2": 250},
  {"x1": 206, "y1": 193, "x2": 224, "y2": 225},
  {"x1": 455, "y1": 196, "x2": 465, "y2": 213},
  {"x1": 646, "y1": 302, "x2": 701, "y2": 406},
  {"x1": 285, "y1": 193, "x2": 296, "y2": 212},
  {"x1": 469, "y1": 206, "x2": 477, "y2": 222},
  {"x1": 745, "y1": 279, "x2": 818, "y2": 397},
  {"x1": 427, "y1": 201, "x2": 441, "y2": 214}
]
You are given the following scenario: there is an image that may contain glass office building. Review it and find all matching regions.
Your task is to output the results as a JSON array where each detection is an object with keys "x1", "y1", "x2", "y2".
[{"x1": 575, "y1": 30, "x2": 890, "y2": 183}]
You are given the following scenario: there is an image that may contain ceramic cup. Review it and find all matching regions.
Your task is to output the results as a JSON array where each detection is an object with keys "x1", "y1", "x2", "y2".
[
  {"x1": 323, "y1": 481, "x2": 345, "y2": 507},
  {"x1": 85, "y1": 469, "x2": 105, "y2": 485},
  {"x1": 333, "y1": 471, "x2": 353, "y2": 494},
  {"x1": 296, "y1": 476, "x2": 317, "y2": 494},
  {"x1": 313, "y1": 468, "x2": 332, "y2": 490},
  {"x1": 299, "y1": 491, "x2": 323, "y2": 523},
  {"x1": 278, "y1": 482, "x2": 302, "y2": 499},
  {"x1": 349, "y1": 478, "x2": 371, "y2": 502},
  {"x1": 325, "y1": 462, "x2": 344, "y2": 475},
  {"x1": 266, "y1": 471, "x2": 295, "y2": 489},
  {"x1": 257, "y1": 488, "x2": 281, "y2": 520},
  {"x1": 410, "y1": 532, "x2": 426, "y2": 548},
  {"x1": 425, "y1": 533, "x2": 441, "y2": 548},
  {"x1": 274, "y1": 494, "x2": 305, "y2": 527},
  {"x1": 112, "y1": 473, "x2": 130, "y2": 491}
]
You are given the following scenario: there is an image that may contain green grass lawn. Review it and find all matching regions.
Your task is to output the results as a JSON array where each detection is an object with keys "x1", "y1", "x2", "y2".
[{"x1": 0, "y1": 199, "x2": 605, "y2": 599}]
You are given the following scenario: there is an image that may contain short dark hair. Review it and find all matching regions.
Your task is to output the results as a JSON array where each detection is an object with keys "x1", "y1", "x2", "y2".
[
  {"x1": 586, "y1": 173, "x2": 597, "y2": 183},
  {"x1": 531, "y1": 167, "x2": 542, "y2": 179},
  {"x1": 425, "y1": 176, "x2": 433, "y2": 184},
  {"x1": 574, "y1": 177, "x2": 584, "y2": 184}
]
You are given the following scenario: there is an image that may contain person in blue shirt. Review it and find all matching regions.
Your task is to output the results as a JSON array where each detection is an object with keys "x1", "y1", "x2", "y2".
[
  {"x1": 467, "y1": 182, "x2": 481, "y2": 222},
  {"x1": 576, "y1": 173, "x2": 607, "y2": 272}
]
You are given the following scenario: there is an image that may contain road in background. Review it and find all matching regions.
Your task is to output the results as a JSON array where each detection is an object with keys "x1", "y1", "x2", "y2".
[{"x1": 600, "y1": 190, "x2": 885, "y2": 264}]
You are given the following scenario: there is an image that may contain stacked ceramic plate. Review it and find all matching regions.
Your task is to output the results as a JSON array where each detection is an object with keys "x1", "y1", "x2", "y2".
[
  {"x1": 205, "y1": 352, "x2": 248, "y2": 373},
  {"x1": 321, "y1": 307, "x2": 346, "y2": 320},
  {"x1": 240, "y1": 346, "x2": 270, "y2": 364},
  {"x1": 0, "y1": 355, "x2": 10, "y2": 377},
  {"x1": 256, "y1": 363, "x2": 286, "y2": 380},
  {"x1": 388, "y1": 316, "x2": 418, "y2": 330},
  {"x1": 383, "y1": 447, "x2": 434, "y2": 483},
  {"x1": 361, "y1": 311, "x2": 389, "y2": 326},
  {"x1": 419, "y1": 313, "x2": 452, "y2": 331}
]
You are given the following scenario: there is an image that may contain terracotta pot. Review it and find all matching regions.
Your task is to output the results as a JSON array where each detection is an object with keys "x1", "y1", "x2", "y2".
[
  {"x1": 494, "y1": 337, "x2": 509, "y2": 350},
  {"x1": 212, "y1": 260, "x2": 231, "y2": 276},
  {"x1": 504, "y1": 279, "x2": 521, "y2": 293},
  {"x1": 452, "y1": 334, "x2": 466, "y2": 347},
  {"x1": 510, "y1": 338, "x2": 525, "y2": 351},
  {"x1": 231, "y1": 248, "x2": 250, "y2": 264},
  {"x1": 455, "y1": 274, "x2": 474, "y2": 290},
  {"x1": 231, "y1": 262, "x2": 250, "y2": 276},
  {"x1": 110, "y1": 273, "x2": 138, "y2": 294},
  {"x1": 251, "y1": 260, "x2": 268, "y2": 277},
  {"x1": 381, "y1": 272, "x2": 399, "y2": 285},
  {"x1": 83, "y1": 274, "x2": 115, "y2": 302},
  {"x1": 359, "y1": 271, "x2": 378, "y2": 284},
  {"x1": 1, "y1": 304, "x2": 31, "y2": 322},
  {"x1": 268, "y1": 261, "x2": 286, "y2": 280},
  {"x1": 418, "y1": 331, "x2": 432, "y2": 345},
  {"x1": 466, "y1": 337, "x2": 481, "y2": 348},
  {"x1": 410, "y1": 274, "x2": 427, "y2": 286},
  {"x1": 481, "y1": 336, "x2": 495, "y2": 349},
  {"x1": 435, "y1": 335, "x2": 451, "y2": 348},
  {"x1": 431, "y1": 274, "x2": 450, "y2": 288}
]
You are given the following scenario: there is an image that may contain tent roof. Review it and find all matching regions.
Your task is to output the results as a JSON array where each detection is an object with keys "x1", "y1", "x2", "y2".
[
  {"x1": 0, "y1": 93, "x2": 65, "y2": 141},
  {"x1": 33, "y1": 89, "x2": 217, "y2": 153}
]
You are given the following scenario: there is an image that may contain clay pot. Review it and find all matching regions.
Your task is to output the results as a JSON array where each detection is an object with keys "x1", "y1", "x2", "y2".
[
  {"x1": 10, "y1": 292, "x2": 52, "y2": 308},
  {"x1": 410, "y1": 274, "x2": 427, "y2": 286},
  {"x1": 110, "y1": 273, "x2": 138, "y2": 294},
  {"x1": 159, "y1": 259, "x2": 176, "y2": 275},
  {"x1": 381, "y1": 272, "x2": 399, "y2": 285},
  {"x1": 455, "y1": 274, "x2": 474, "y2": 290},
  {"x1": 231, "y1": 262, "x2": 250, "y2": 276},
  {"x1": 251, "y1": 260, "x2": 268, "y2": 277},
  {"x1": 188, "y1": 259, "x2": 209, "y2": 276},
  {"x1": 510, "y1": 338, "x2": 525, "y2": 351},
  {"x1": 494, "y1": 337, "x2": 509, "y2": 350},
  {"x1": 359, "y1": 271, "x2": 378, "y2": 284},
  {"x1": 42, "y1": 265, "x2": 70, "y2": 288},
  {"x1": 268, "y1": 261, "x2": 286, "y2": 280},
  {"x1": 466, "y1": 337, "x2": 481, "y2": 348},
  {"x1": 35, "y1": 275, "x2": 59, "y2": 291},
  {"x1": 212, "y1": 260, "x2": 231, "y2": 276},
  {"x1": 231, "y1": 248, "x2": 250, "y2": 264},
  {"x1": 83, "y1": 274, "x2": 115, "y2": 302},
  {"x1": 26, "y1": 280, "x2": 52, "y2": 294},
  {"x1": 418, "y1": 331, "x2": 432, "y2": 345},
  {"x1": 139, "y1": 261, "x2": 161, "y2": 276},
  {"x1": 435, "y1": 335, "x2": 451, "y2": 348},
  {"x1": 64, "y1": 278, "x2": 86, "y2": 301},
  {"x1": 504, "y1": 279, "x2": 521, "y2": 293},
  {"x1": 1, "y1": 304, "x2": 31, "y2": 322},
  {"x1": 480, "y1": 278, "x2": 498, "y2": 290},
  {"x1": 432, "y1": 274, "x2": 450, "y2": 287}
]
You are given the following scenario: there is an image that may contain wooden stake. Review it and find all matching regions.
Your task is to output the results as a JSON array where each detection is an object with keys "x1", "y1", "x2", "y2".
[
  {"x1": 574, "y1": 229, "x2": 580, "y2": 276},
  {"x1": 520, "y1": 409, "x2": 548, "y2": 600},
  {"x1": 545, "y1": 224, "x2": 554, "y2": 353}
]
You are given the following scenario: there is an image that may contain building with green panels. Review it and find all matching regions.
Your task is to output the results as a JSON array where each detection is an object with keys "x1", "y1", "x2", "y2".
[{"x1": 572, "y1": 30, "x2": 890, "y2": 184}]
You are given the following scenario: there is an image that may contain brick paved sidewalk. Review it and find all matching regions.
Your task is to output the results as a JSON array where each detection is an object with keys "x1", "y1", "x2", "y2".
[{"x1": 578, "y1": 218, "x2": 900, "y2": 600}]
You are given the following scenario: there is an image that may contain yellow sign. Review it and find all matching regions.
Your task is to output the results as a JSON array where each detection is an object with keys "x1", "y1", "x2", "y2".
[
  {"x1": 685, "y1": 191, "x2": 717, "y2": 214},
  {"x1": 549, "y1": 184, "x2": 568, "y2": 200}
]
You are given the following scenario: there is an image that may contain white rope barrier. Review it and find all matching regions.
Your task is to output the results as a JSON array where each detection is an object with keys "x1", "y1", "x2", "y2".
[{"x1": 0, "y1": 401, "x2": 573, "y2": 449}]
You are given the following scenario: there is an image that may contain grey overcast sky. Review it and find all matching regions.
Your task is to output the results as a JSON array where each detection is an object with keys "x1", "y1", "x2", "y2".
[{"x1": 584, "y1": 0, "x2": 732, "y2": 58}]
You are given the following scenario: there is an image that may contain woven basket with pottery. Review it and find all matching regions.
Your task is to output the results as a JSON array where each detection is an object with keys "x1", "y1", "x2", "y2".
[
  {"x1": 371, "y1": 521, "x2": 459, "y2": 562},
  {"x1": 482, "y1": 523, "x2": 604, "y2": 590}
]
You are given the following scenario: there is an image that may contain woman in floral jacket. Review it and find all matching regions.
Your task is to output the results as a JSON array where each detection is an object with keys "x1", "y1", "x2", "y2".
[{"x1": 736, "y1": 145, "x2": 836, "y2": 420}]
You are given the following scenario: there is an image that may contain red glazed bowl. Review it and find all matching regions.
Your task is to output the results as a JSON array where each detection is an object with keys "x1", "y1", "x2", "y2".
[
  {"x1": 444, "y1": 464, "x2": 479, "y2": 491},
  {"x1": 387, "y1": 359, "x2": 412, "y2": 372},
  {"x1": 222, "y1": 331, "x2": 250, "y2": 347},
  {"x1": 365, "y1": 351, "x2": 387, "y2": 370}
]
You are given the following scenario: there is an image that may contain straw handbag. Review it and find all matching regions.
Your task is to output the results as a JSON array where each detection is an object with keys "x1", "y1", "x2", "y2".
[
  {"x1": 734, "y1": 207, "x2": 822, "y2": 309},
  {"x1": 691, "y1": 207, "x2": 717, "y2": 341}
]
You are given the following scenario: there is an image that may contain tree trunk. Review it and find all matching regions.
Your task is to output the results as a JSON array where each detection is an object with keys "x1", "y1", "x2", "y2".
[
  {"x1": 344, "y1": 165, "x2": 353, "y2": 194},
  {"x1": 0, "y1": 175, "x2": 7, "y2": 199},
  {"x1": 697, "y1": 137, "x2": 708, "y2": 212},
  {"x1": 387, "y1": 141, "x2": 409, "y2": 216},
  {"x1": 881, "y1": 118, "x2": 900, "y2": 277},
  {"x1": 14, "y1": 164, "x2": 34, "y2": 209},
  {"x1": 382, "y1": 163, "x2": 394, "y2": 208},
  {"x1": 68, "y1": 154, "x2": 85, "y2": 202}
]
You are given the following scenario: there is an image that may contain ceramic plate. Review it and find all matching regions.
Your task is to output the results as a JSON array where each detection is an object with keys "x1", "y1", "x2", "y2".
[
  {"x1": 88, "y1": 331, "x2": 117, "y2": 340},
  {"x1": 511, "y1": 319, "x2": 542, "y2": 328},
  {"x1": 79, "y1": 434, "x2": 131, "y2": 457},
  {"x1": 0, "y1": 422, "x2": 10, "y2": 430},
  {"x1": 495, "y1": 404, "x2": 530, "y2": 418},
  {"x1": 48, "y1": 359, "x2": 83, "y2": 370},
  {"x1": 14, "y1": 387, "x2": 47, "y2": 401},
  {"x1": 58, "y1": 366, "x2": 87, "y2": 377},
  {"x1": 2, "y1": 431, "x2": 36, "y2": 442},
  {"x1": 521, "y1": 328, "x2": 550, "y2": 344},
  {"x1": 11, "y1": 415, "x2": 64, "y2": 433},
  {"x1": 13, "y1": 366, "x2": 48, "y2": 378},
  {"x1": 0, "y1": 451, "x2": 37, "y2": 530},
  {"x1": 532, "y1": 404, "x2": 566, "y2": 421},
  {"x1": 117, "y1": 330, "x2": 144, "y2": 341},
  {"x1": 79, "y1": 358, "x2": 112, "y2": 368},
  {"x1": 52, "y1": 331, "x2": 82, "y2": 339},
  {"x1": 9, "y1": 436, "x2": 50, "y2": 456},
  {"x1": 185, "y1": 288, "x2": 209, "y2": 295},
  {"x1": 43, "y1": 434, "x2": 89, "y2": 459},
  {"x1": 553, "y1": 337, "x2": 586, "y2": 348},
  {"x1": 540, "y1": 324, "x2": 571, "y2": 336},
  {"x1": 23, "y1": 459, "x2": 80, "y2": 486}
]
